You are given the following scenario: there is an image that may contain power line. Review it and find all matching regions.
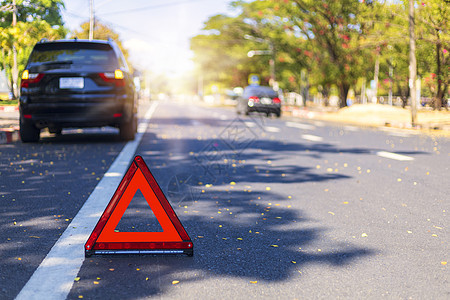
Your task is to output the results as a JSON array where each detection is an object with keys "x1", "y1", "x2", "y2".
[{"x1": 97, "y1": 0, "x2": 208, "y2": 16}]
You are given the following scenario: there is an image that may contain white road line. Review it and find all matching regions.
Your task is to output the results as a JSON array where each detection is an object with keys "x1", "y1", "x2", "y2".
[
  {"x1": 301, "y1": 134, "x2": 324, "y2": 142},
  {"x1": 343, "y1": 125, "x2": 359, "y2": 131},
  {"x1": 376, "y1": 151, "x2": 414, "y2": 161},
  {"x1": 15, "y1": 102, "x2": 159, "y2": 300},
  {"x1": 244, "y1": 122, "x2": 256, "y2": 127},
  {"x1": 265, "y1": 126, "x2": 281, "y2": 132},
  {"x1": 285, "y1": 121, "x2": 315, "y2": 130}
]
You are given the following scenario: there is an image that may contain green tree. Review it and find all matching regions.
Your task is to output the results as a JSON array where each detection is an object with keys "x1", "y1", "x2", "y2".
[
  {"x1": 416, "y1": 0, "x2": 449, "y2": 109},
  {"x1": 0, "y1": 0, "x2": 64, "y2": 27},
  {"x1": 191, "y1": 13, "x2": 258, "y2": 88},
  {"x1": 279, "y1": 0, "x2": 379, "y2": 107},
  {"x1": 0, "y1": 0, "x2": 66, "y2": 98}
]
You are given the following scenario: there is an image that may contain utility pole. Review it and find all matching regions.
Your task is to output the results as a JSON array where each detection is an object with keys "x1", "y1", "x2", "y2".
[
  {"x1": 409, "y1": 0, "x2": 417, "y2": 126},
  {"x1": 89, "y1": 0, "x2": 94, "y2": 40},
  {"x1": 12, "y1": 0, "x2": 18, "y2": 98},
  {"x1": 373, "y1": 49, "x2": 380, "y2": 103},
  {"x1": 269, "y1": 42, "x2": 276, "y2": 89}
]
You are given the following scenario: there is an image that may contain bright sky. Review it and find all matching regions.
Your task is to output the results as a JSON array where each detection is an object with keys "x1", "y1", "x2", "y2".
[{"x1": 61, "y1": 0, "x2": 234, "y2": 76}]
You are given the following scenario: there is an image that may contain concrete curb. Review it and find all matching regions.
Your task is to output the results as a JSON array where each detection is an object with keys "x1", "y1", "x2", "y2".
[
  {"x1": 0, "y1": 105, "x2": 19, "y2": 112},
  {"x1": 0, "y1": 127, "x2": 19, "y2": 144}
]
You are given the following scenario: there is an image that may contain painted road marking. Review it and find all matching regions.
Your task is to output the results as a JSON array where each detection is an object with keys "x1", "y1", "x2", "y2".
[
  {"x1": 244, "y1": 122, "x2": 256, "y2": 127},
  {"x1": 376, "y1": 151, "x2": 414, "y2": 161},
  {"x1": 16, "y1": 102, "x2": 159, "y2": 300},
  {"x1": 343, "y1": 125, "x2": 359, "y2": 131},
  {"x1": 285, "y1": 121, "x2": 315, "y2": 130},
  {"x1": 265, "y1": 126, "x2": 281, "y2": 133},
  {"x1": 301, "y1": 134, "x2": 324, "y2": 142}
]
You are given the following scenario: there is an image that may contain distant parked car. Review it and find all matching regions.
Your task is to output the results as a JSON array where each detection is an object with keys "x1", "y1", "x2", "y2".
[
  {"x1": 19, "y1": 39, "x2": 137, "y2": 142},
  {"x1": 236, "y1": 85, "x2": 281, "y2": 117}
]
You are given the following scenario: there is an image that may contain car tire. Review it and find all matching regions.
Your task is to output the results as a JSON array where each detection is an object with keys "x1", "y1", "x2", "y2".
[
  {"x1": 20, "y1": 116, "x2": 40, "y2": 143},
  {"x1": 49, "y1": 128, "x2": 62, "y2": 135},
  {"x1": 276, "y1": 111, "x2": 281, "y2": 118},
  {"x1": 119, "y1": 116, "x2": 136, "y2": 141}
]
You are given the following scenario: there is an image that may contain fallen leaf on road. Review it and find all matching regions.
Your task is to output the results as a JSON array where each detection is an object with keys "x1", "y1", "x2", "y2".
[
  {"x1": 250, "y1": 281, "x2": 257, "y2": 284},
  {"x1": 441, "y1": 261, "x2": 447, "y2": 266},
  {"x1": 74, "y1": 277, "x2": 80, "y2": 282},
  {"x1": 172, "y1": 280, "x2": 180, "y2": 285},
  {"x1": 93, "y1": 281, "x2": 99, "y2": 285},
  {"x1": 271, "y1": 245, "x2": 279, "y2": 247},
  {"x1": 361, "y1": 233, "x2": 368, "y2": 237}
]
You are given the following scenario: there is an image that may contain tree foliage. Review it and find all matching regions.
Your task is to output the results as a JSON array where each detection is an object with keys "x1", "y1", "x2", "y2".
[
  {"x1": 0, "y1": 0, "x2": 66, "y2": 97},
  {"x1": 190, "y1": 0, "x2": 449, "y2": 109}
]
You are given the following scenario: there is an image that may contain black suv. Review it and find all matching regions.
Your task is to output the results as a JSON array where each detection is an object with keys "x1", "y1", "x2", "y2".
[{"x1": 19, "y1": 39, "x2": 137, "y2": 142}]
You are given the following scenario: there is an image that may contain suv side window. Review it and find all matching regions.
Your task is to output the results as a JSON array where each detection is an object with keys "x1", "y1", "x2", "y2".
[{"x1": 111, "y1": 43, "x2": 129, "y2": 72}]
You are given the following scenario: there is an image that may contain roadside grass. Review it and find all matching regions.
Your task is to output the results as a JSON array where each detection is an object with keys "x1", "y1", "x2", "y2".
[{"x1": 0, "y1": 99, "x2": 18, "y2": 106}]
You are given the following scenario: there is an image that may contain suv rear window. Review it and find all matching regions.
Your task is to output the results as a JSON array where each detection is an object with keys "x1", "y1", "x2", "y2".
[{"x1": 28, "y1": 42, "x2": 117, "y2": 66}]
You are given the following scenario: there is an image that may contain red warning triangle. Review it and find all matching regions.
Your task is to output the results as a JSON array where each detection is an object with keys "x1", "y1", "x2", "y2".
[{"x1": 85, "y1": 156, "x2": 193, "y2": 256}]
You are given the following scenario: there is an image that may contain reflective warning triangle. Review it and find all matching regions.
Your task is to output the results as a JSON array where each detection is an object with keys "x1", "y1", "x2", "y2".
[{"x1": 85, "y1": 156, "x2": 193, "y2": 256}]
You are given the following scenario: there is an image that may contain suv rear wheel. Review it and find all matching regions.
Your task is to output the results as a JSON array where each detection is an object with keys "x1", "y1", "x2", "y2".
[
  {"x1": 20, "y1": 116, "x2": 40, "y2": 143},
  {"x1": 119, "y1": 116, "x2": 136, "y2": 141}
]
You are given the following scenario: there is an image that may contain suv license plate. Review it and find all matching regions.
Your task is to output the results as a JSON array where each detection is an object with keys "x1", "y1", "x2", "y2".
[{"x1": 60, "y1": 77, "x2": 84, "y2": 89}]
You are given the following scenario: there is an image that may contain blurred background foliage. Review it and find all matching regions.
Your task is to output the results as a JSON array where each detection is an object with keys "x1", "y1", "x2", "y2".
[
  {"x1": 190, "y1": 0, "x2": 449, "y2": 109},
  {"x1": 0, "y1": 0, "x2": 448, "y2": 109}
]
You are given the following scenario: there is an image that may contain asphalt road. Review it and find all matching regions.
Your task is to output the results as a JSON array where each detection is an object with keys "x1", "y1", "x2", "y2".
[{"x1": 1, "y1": 99, "x2": 448, "y2": 299}]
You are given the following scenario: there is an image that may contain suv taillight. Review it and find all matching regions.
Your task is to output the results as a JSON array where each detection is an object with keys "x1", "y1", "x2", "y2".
[
  {"x1": 273, "y1": 97, "x2": 281, "y2": 104},
  {"x1": 99, "y1": 69, "x2": 125, "y2": 87},
  {"x1": 21, "y1": 70, "x2": 44, "y2": 88}
]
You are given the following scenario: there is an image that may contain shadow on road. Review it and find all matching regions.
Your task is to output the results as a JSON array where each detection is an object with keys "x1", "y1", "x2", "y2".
[{"x1": 67, "y1": 116, "x2": 383, "y2": 299}]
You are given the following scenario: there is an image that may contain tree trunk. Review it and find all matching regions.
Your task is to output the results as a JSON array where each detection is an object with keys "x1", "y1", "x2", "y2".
[
  {"x1": 338, "y1": 82, "x2": 350, "y2": 108},
  {"x1": 434, "y1": 31, "x2": 442, "y2": 110},
  {"x1": 322, "y1": 85, "x2": 330, "y2": 107}
]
